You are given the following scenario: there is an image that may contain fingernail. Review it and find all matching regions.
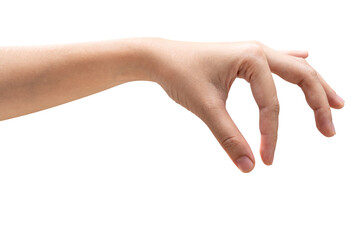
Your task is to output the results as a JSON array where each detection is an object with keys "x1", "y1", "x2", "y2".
[
  {"x1": 331, "y1": 121, "x2": 336, "y2": 136},
  {"x1": 235, "y1": 156, "x2": 254, "y2": 173},
  {"x1": 268, "y1": 154, "x2": 274, "y2": 165},
  {"x1": 336, "y1": 94, "x2": 345, "y2": 106}
]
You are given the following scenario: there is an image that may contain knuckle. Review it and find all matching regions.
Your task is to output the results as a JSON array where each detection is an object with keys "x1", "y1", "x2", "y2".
[
  {"x1": 261, "y1": 131, "x2": 278, "y2": 144},
  {"x1": 266, "y1": 101, "x2": 280, "y2": 117},
  {"x1": 314, "y1": 105, "x2": 330, "y2": 114},
  {"x1": 304, "y1": 65, "x2": 318, "y2": 79},
  {"x1": 221, "y1": 135, "x2": 240, "y2": 151},
  {"x1": 271, "y1": 101, "x2": 280, "y2": 115},
  {"x1": 298, "y1": 65, "x2": 318, "y2": 88},
  {"x1": 197, "y1": 98, "x2": 224, "y2": 120},
  {"x1": 260, "y1": 96, "x2": 280, "y2": 115},
  {"x1": 247, "y1": 40, "x2": 264, "y2": 48},
  {"x1": 244, "y1": 41, "x2": 266, "y2": 59},
  {"x1": 201, "y1": 98, "x2": 223, "y2": 112},
  {"x1": 272, "y1": 96, "x2": 280, "y2": 113},
  {"x1": 271, "y1": 132, "x2": 278, "y2": 142},
  {"x1": 238, "y1": 42, "x2": 267, "y2": 80}
]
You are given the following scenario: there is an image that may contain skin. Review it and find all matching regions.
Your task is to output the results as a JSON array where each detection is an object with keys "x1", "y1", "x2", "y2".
[{"x1": 0, "y1": 38, "x2": 344, "y2": 173}]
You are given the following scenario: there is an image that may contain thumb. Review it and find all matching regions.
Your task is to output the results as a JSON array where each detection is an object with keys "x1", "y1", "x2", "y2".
[{"x1": 201, "y1": 105, "x2": 255, "y2": 173}]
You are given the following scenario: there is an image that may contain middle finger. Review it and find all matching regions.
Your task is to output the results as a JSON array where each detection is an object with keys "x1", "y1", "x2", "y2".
[{"x1": 262, "y1": 46, "x2": 335, "y2": 137}]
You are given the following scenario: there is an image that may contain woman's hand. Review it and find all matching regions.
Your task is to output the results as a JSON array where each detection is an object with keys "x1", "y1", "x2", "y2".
[
  {"x1": 0, "y1": 38, "x2": 344, "y2": 173},
  {"x1": 146, "y1": 38, "x2": 345, "y2": 173}
]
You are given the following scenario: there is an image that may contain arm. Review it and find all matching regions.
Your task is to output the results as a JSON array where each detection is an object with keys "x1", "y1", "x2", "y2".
[
  {"x1": 0, "y1": 38, "x2": 344, "y2": 172},
  {"x1": 0, "y1": 38, "x2": 155, "y2": 120}
]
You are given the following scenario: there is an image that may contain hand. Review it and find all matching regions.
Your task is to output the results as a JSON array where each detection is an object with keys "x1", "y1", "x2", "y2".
[{"x1": 147, "y1": 38, "x2": 345, "y2": 173}]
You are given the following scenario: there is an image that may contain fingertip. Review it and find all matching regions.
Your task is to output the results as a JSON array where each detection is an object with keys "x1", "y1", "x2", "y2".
[
  {"x1": 331, "y1": 122, "x2": 336, "y2": 136},
  {"x1": 335, "y1": 94, "x2": 345, "y2": 108},
  {"x1": 260, "y1": 134, "x2": 276, "y2": 165},
  {"x1": 235, "y1": 156, "x2": 255, "y2": 173},
  {"x1": 328, "y1": 94, "x2": 345, "y2": 109},
  {"x1": 301, "y1": 50, "x2": 309, "y2": 59},
  {"x1": 314, "y1": 107, "x2": 336, "y2": 137},
  {"x1": 318, "y1": 120, "x2": 336, "y2": 137},
  {"x1": 331, "y1": 103, "x2": 344, "y2": 109},
  {"x1": 260, "y1": 146, "x2": 275, "y2": 166},
  {"x1": 321, "y1": 131, "x2": 336, "y2": 138}
]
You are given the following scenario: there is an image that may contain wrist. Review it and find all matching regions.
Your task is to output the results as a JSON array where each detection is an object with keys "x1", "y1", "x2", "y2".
[{"x1": 118, "y1": 37, "x2": 165, "y2": 83}]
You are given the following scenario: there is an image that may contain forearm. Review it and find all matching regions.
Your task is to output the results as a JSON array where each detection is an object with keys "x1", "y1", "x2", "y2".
[{"x1": 0, "y1": 38, "x2": 157, "y2": 121}]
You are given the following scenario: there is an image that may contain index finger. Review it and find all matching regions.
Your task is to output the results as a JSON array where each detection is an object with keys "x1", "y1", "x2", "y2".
[{"x1": 238, "y1": 44, "x2": 280, "y2": 165}]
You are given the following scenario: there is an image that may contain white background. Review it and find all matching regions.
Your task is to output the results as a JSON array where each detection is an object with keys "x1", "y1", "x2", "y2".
[{"x1": 0, "y1": 0, "x2": 360, "y2": 239}]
